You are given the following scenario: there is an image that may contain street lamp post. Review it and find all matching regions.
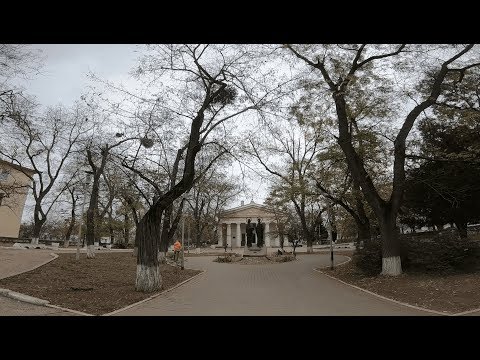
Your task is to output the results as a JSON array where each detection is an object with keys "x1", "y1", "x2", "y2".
[
  {"x1": 187, "y1": 219, "x2": 190, "y2": 254},
  {"x1": 76, "y1": 172, "x2": 91, "y2": 261},
  {"x1": 181, "y1": 211, "x2": 185, "y2": 270},
  {"x1": 327, "y1": 202, "x2": 334, "y2": 270}
]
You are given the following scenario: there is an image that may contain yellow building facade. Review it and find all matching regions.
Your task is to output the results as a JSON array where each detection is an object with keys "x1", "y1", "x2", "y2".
[{"x1": 0, "y1": 159, "x2": 35, "y2": 239}]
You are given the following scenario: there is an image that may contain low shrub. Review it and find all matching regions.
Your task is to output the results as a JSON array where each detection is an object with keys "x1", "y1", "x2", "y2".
[
  {"x1": 215, "y1": 253, "x2": 240, "y2": 263},
  {"x1": 268, "y1": 254, "x2": 295, "y2": 262},
  {"x1": 402, "y1": 231, "x2": 480, "y2": 273},
  {"x1": 352, "y1": 239, "x2": 383, "y2": 275},
  {"x1": 112, "y1": 243, "x2": 127, "y2": 249},
  {"x1": 352, "y1": 230, "x2": 480, "y2": 275}
]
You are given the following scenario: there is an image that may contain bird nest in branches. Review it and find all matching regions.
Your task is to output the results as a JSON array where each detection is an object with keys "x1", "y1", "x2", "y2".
[
  {"x1": 140, "y1": 137, "x2": 154, "y2": 148},
  {"x1": 210, "y1": 86, "x2": 237, "y2": 106}
]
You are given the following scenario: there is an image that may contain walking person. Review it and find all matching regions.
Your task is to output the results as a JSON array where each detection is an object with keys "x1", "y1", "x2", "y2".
[{"x1": 173, "y1": 239, "x2": 182, "y2": 263}]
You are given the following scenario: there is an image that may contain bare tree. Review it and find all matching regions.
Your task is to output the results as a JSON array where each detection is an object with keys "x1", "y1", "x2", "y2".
[
  {"x1": 245, "y1": 119, "x2": 323, "y2": 253},
  {"x1": 63, "y1": 183, "x2": 78, "y2": 247},
  {"x1": 286, "y1": 44, "x2": 480, "y2": 275},
  {"x1": 84, "y1": 137, "x2": 144, "y2": 258},
  {"x1": 0, "y1": 99, "x2": 89, "y2": 244},
  {"x1": 0, "y1": 44, "x2": 44, "y2": 121},
  {"x1": 185, "y1": 159, "x2": 239, "y2": 251},
  {"x1": 128, "y1": 44, "x2": 287, "y2": 292}
]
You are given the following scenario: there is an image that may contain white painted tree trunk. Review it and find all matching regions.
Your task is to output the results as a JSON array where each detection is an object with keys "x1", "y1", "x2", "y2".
[
  {"x1": 64, "y1": 240, "x2": 70, "y2": 248},
  {"x1": 135, "y1": 264, "x2": 162, "y2": 292},
  {"x1": 158, "y1": 251, "x2": 166, "y2": 264},
  {"x1": 86, "y1": 245, "x2": 96, "y2": 259},
  {"x1": 196, "y1": 247, "x2": 201, "y2": 254},
  {"x1": 307, "y1": 245, "x2": 313, "y2": 253},
  {"x1": 31, "y1": 237, "x2": 39, "y2": 245},
  {"x1": 381, "y1": 256, "x2": 402, "y2": 276}
]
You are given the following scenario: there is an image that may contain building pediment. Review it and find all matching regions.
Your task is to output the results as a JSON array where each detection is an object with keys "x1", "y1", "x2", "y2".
[{"x1": 219, "y1": 201, "x2": 282, "y2": 221}]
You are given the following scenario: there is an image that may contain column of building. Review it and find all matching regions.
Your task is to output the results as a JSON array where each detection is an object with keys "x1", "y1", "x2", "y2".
[
  {"x1": 226, "y1": 222, "x2": 232, "y2": 247},
  {"x1": 218, "y1": 224, "x2": 223, "y2": 246},
  {"x1": 236, "y1": 223, "x2": 241, "y2": 247}
]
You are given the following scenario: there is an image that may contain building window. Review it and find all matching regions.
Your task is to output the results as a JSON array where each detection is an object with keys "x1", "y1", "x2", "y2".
[{"x1": 0, "y1": 170, "x2": 9, "y2": 182}]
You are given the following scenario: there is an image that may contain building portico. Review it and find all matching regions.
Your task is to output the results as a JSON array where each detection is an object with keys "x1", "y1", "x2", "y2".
[{"x1": 217, "y1": 200, "x2": 283, "y2": 248}]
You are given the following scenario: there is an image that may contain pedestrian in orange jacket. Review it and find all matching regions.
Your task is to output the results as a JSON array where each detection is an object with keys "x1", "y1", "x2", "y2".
[{"x1": 173, "y1": 240, "x2": 182, "y2": 262}]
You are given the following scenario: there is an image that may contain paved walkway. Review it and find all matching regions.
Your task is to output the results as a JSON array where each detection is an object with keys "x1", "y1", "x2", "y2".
[
  {"x1": 0, "y1": 247, "x2": 55, "y2": 280},
  {"x1": 0, "y1": 296, "x2": 75, "y2": 316},
  {"x1": 0, "y1": 247, "x2": 74, "y2": 316},
  {"x1": 113, "y1": 254, "x2": 433, "y2": 316}
]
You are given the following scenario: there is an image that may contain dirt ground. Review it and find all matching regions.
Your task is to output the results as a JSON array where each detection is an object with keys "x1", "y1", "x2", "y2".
[
  {"x1": 322, "y1": 254, "x2": 480, "y2": 314},
  {"x1": 0, "y1": 252, "x2": 201, "y2": 315}
]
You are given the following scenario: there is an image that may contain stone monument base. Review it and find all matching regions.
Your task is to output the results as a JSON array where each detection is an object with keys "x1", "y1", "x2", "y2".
[{"x1": 243, "y1": 245, "x2": 267, "y2": 257}]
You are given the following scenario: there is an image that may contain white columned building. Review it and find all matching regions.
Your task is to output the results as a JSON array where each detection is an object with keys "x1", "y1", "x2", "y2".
[{"x1": 216, "y1": 200, "x2": 286, "y2": 248}]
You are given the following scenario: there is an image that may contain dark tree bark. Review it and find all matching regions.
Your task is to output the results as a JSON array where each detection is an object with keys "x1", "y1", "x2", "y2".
[
  {"x1": 291, "y1": 198, "x2": 316, "y2": 253},
  {"x1": 316, "y1": 180, "x2": 371, "y2": 247},
  {"x1": 454, "y1": 214, "x2": 468, "y2": 238},
  {"x1": 32, "y1": 205, "x2": 46, "y2": 242},
  {"x1": 159, "y1": 147, "x2": 186, "y2": 255},
  {"x1": 135, "y1": 104, "x2": 207, "y2": 292},
  {"x1": 85, "y1": 146, "x2": 109, "y2": 258},
  {"x1": 124, "y1": 213, "x2": 130, "y2": 246},
  {"x1": 64, "y1": 186, "x2": 77, "y2": 247},
  {"x1": 123, "y1": 194, "x2": 139, "y2": 254}
]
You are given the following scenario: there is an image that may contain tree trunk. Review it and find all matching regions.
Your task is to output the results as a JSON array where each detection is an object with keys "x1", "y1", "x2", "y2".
[
  {"x1": 64, "y1": 187, "x2": 77, "y2": 248},
  {"x1": 454, "y1": 221, "x2": 468, "y2": 238},
  {"x1": 355, "y1": 218, "x2": 371, "y2": 247},
  {"x1": 378, "y1": 213, "x2": 402, "y2": 276},
  {"x1": 353, "y1": 181, "x2": 371, "y2": 245},
  {"x1": 64, "y1": 216, "x2": 75, "y2": 247},
  {"x1": 194, "y1": 220, "x2": 202, "y2": 249},
  {"x1": 31, "y1": 218, "x2": 45, "y2": 245},
  {"x1": 85, "y1": 147, "x2": 109, "y2": 259},
  {"x1": 86, "y1": 245, "x2": 96, "y2": 258},
  {"x1": 298, "y1": 214, "x2": 314, "y2": 253},
  {"x1": 109, "y1": 224, "x2": 114, "y2": 245},
  {"x1": 135, "y1": 103, "x2": 205, "y2": 292},
  {"x1": 159, "y1": 205, "x2": 173, "y2": 253},
  {"x1": 31, "y1": 204, "x2": 46, "y2": 245},
  {"x1": 135, "y1": 206, "x2": 163, "y2": 292},
  {"x1": 85, "y1": 207, "x2": 96, "y2": 258},
  {"x1": 64, "y1": 205, "x2": 75, "y2": 247},
  {"x1": 158, "y1": 251, "x2": 166, "y2": 264},
  {"x1": 124, "y1": 213, "x2": 130, "y2": 245}
]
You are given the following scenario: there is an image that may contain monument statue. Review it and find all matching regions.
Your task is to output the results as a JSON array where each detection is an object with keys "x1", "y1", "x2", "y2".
[
  {"x1": 256, "y1": 218, "x2": 265, "y2": 248},
  {"x1": 246, "y1": 218, "x2": 255, "y2": 248}
]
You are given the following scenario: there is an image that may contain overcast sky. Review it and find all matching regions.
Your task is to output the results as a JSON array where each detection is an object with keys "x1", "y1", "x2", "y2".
[{"x1": 15, "y1": 44, "x2": 140, "y2": 108}]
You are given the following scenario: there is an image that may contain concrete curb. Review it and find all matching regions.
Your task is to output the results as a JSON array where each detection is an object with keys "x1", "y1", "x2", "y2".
[
  {"x1": 452, "y1": 307, "x2": 480, "y2": 316},
  {"x1": 0, "y1": 246, "x2": 27, "y2": 250},
  {"x1": 313, "y1": 256, "x2": 451, "y2": 316},
  {"x1": 103, "y1": 269, "x2": 206, "y2": 316},
  {"x1": 0, "y1": 252, "x2": 59, "y2": 280},
  {"x1": 45, "y1": 304, "x2": 93, "y2": 316},
  {"x1": 0, "y1": 288, "x2": 50, "y2": 306},
  {"x1": 6, "y1": 290, "x2": 50, "y2": 305},
  {"x1": 0, "y1": 253, "x2": 60, "y2": 307}
]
